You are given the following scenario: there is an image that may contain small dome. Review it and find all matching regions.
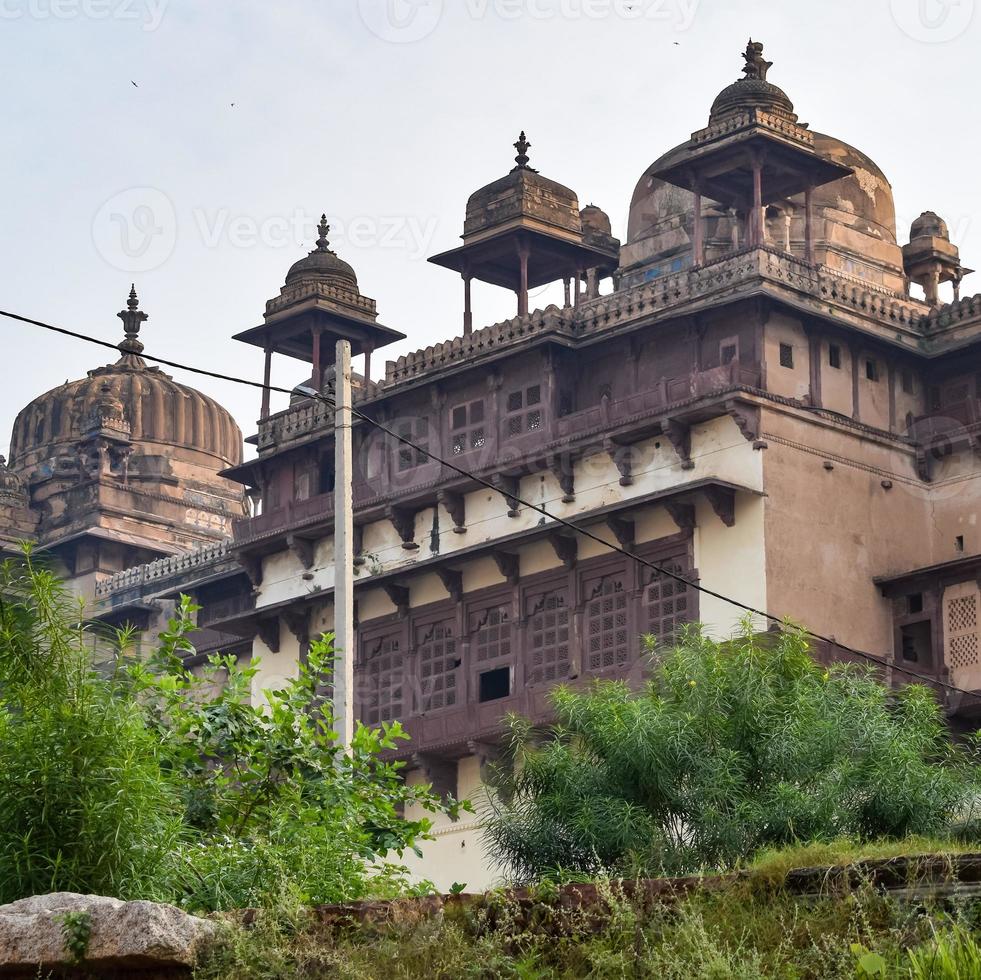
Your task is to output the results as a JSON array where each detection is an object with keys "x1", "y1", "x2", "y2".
[
  {"x1": 463, "y1": 132, "x2": 582, "y2": 239},
  {"x1": 910, "y1": 211, "x2": 949, "y2": 241},
  {"x1": 285, "y1": 215, "x2": 358, "y2": 288},
  {"x1": 581, "y1": 204, "x2": 613, "y2": 237},
  {"x1": 8, "y1": 289, "x2": 243, "y2": 473}
]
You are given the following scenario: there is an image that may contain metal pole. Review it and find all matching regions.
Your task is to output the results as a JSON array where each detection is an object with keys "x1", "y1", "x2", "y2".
[{"x1": 333, "y1": 339, "x2": 355, "y2": 749}]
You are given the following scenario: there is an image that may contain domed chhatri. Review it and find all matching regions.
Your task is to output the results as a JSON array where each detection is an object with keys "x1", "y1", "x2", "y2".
[
  {"x1": 430, "y1": 131, "x2": 620, "y2": 327},
  {"x1": 285, "y1": 214, "x2": 359, "y2": 289},
  {"x1": 7, "y1": 288, "x2": 246, "y2": 554},
  {"x1": 903, "y1": 211, "x2": 972, "y2": 306}
]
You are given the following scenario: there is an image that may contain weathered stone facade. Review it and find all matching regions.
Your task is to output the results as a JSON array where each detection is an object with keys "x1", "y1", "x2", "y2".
[{"x1": 7, "y1": 41, "x2": 981, "y2": 890}]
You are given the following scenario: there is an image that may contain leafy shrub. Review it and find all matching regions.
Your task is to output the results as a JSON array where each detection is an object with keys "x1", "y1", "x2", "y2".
[
  {"x1": 0, "y1": 552, "x2": 182, "y2": 903},
  {"x1": 0, "y1": 548, "x2": 462, "y2": 909},
  {"x1": 483, "y1": 621, "x2": 981, "y2": 882}
]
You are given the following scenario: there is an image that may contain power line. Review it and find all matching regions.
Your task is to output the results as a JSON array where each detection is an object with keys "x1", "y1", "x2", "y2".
[{"x1": 1, "y1": 306, "x2": 975, "y2": 704}]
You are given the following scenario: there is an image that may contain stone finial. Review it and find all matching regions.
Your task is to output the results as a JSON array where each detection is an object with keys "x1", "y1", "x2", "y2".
[
  {"x1": 117, "y1": 284, "x2": 148, "y2": 356},
  {"x1": 512, "y1": 131, "x2": 538, "y2": 173},
  {"x1": 742, "y1": 38, "x2": 772, "y2": 81},
  {"x1": 316, "y1": 214, "x2": 332, "y2": 252}
]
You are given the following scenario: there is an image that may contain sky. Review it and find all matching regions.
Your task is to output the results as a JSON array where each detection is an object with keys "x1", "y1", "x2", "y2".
[{"x1": 1, "y1": 0, "x2": 979, "y2": 458}]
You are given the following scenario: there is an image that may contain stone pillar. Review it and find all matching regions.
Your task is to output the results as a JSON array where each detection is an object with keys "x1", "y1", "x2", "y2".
[
  {"x1": 463, "y1": 273, "x2": 473, "y2": 335},
  {"x1": 751, "y1": 158, "x2": 763, "y2": 247},
  {"x1": 517, "y1": 239, "x2": 530, "y2": 317},
  {"x1": 563, "y1": 276, "x2": 572, "y2": 308},
  {"x1": 312, "y1": 327, "x2": 323, "y2": 392},
  {"x1": 261, "y1": 345, "x2": 272, "y2": 420},
  {"x1": 692, "y1": 185, "x2": 704, "y2": 266},
  {"x1": 804, "y1": 185, "x2": 815, "y2": 264}
]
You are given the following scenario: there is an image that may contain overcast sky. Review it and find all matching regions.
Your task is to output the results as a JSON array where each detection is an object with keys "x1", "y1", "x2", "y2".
[{"x1": 2, "y1": 0, "x2": 978, "y2": 457}]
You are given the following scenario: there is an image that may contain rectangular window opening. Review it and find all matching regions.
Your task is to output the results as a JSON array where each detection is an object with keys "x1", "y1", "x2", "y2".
[
  {"x1": 908, "y1": 593, "x2": 924, "y2": 615},
  {"x1": 478, "y1": 666, "x2": 511, "y2": 703},
  {"x1": 829, "y1": 344, "x2": 841, "y2": 369},
  {"x1": 956, "y1": 535, "x2": 965, "y2": 554},
  {"x1": 900, "y1": 621, "x2": 933, "y2": 668},
  {"x1": 902, "y1": 370, "x2": 915, "y2": 395},
  {"x1": 866, "y1": 359, "x2": 879, "y2": 382},
  {"x1": 779, "y1": 343, "x2": 794, "y2": 369}
]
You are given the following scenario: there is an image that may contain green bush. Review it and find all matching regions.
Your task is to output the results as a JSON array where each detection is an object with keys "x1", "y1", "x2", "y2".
[
  {"x1": 0, "y1": 548, "x2": 462, "y2": 909},
  {"x1": 484, "y1": 621, "x2": 981, "y2": 882},
  {"x1": 0, "y1": 553, "x2": 181, "y2": 903}
]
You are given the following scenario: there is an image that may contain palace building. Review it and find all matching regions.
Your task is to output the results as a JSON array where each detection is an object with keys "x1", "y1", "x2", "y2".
[{"x1": 6, "y1": 41, "x2": 981, "y2": 889}]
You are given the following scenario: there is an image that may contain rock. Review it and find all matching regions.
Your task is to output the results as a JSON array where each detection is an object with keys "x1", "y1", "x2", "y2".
[{"x1": 0, "y1": 893, "x2": 215, "y2": 977}]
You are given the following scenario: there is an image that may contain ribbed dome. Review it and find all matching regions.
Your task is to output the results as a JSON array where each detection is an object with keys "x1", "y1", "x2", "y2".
[
  {"x1": 710, "y1": 78, "x2": 795, "y2": 121},
  {"x1": 8, "y1": 290, "x2": 243, "y2": 472},
  {"x1": 285, "y1": 214, "x2": 358, "y2": 288}
]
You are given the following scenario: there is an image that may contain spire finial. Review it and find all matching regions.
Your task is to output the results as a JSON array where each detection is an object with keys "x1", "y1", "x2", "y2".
[
  {"x1": 742, "y1": 38, "x2": 772, "y2": 81},
  {"x1": 316, "y1": 214, "x2": 331, "y2": 251},
  {"x1": 512, "y1": 131, "x2": 537, "y2": 173},
  {"x1": 117, "y1": 284, "x2": 148, "y2": 358}
]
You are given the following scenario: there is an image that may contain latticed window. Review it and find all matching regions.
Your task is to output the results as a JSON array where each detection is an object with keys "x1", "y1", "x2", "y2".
[
  {"x1": 471, "y1": 604, "x2": 513, "y2": 664},
  {"x1": 360, "y1": 633, "x2": 404, "y2": 726},
  {"x1": 450, "y1": 400, "x2": 486, "y2": 455},
  {"x1": 394, "y1": 416, "x2": 429, "y2": 471},
  {"x1": 417, "y1": 619, "x2": 458, "y2": 711},
  {"x1": 946, "y1": 590, "x2": 979, "y2": 670},
  {"x1": 505, "y1": 385, "x2": 543, "y2": 438},
  {"x1": 644, "y1": 558, "x2": 696, "y2": 646},
  {"x1": 527, "y1": 588, "x2": 571, "y2": 685},
  {"x1": 584, "y1": 572, "x2": 630, "y2": 672}
]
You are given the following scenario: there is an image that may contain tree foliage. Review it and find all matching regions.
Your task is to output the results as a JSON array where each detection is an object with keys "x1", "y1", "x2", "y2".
[
  {"x1": 0, "y1": 549, "x2": 460, "y2": 909},
  {"x1": 484, "y1": 622, "x2": 981, "y2": 882}
]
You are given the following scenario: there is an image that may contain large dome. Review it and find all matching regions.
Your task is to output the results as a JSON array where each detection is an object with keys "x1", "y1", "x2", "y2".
[
  {"x1": 9, "y1": 290, "x2": 243, "y2": 474},
  {"x1": 620, "y1": 132, "x2": 904, "y2": 292}
]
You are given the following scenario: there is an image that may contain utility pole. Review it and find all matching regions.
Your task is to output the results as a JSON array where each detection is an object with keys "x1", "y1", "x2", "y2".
[{"x1": 333, "y1": 339, "x2": 355, "y2": 749}]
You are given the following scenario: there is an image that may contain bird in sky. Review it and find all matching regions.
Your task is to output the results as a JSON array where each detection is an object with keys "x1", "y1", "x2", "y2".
[{"x1": 131, "y1": 80, "x2": 138, "y2": 87}]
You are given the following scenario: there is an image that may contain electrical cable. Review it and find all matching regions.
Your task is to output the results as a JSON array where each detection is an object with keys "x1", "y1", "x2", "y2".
[{"x1": 1, "y1": 306, "x2": 974, "y2": 702}]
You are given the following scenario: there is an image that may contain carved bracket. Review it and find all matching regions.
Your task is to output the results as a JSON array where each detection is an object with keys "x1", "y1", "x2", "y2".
[
  {"x1": 492, "y1": 550, "x2": 520, "y2": 586},
  {"x1": 492, "y1": 475, "x2": 521, "y2": 517},
  {"x1": 664, "y1": 419, "x2": 694, "y2": 469},
  {"x1": 383, "y1": 582, "x2": 410, "y2": 615},
  {"x1": 604, "y1": 438, "x2": 635, "y2": 487},
  {"x1": 287, "y1": 533, "x2": 315, "y2": 570},
  {"x1": 468, "y1": 739, "x2": 504, "y2": 783},
  {"x1": 241, "y1": 556, "x2": 264, "y2": 590},
  {"x1": 549, "y1": 459, "x2": 575, "y2": 502},
  {"x1": 386, "y1": 505, "x2": 419, "y2": 551},
  {"x1": 436, "y1": 567, "x2": 464, "y2": 602},
  {"x1": 547, "y1": 533, "x2": 578, "y2": 569},
  {"x1": 256, "y1": 617, "x2": 280, "y2": 654},
  {"x1": 437, "y1": 489, "x2": 466, "y2": 534},
  {"x1": 665, "y1": 500, "x2": 697, "y2": 531},
  {"x1": 725, "y1": 400, "x2": 761, "y2": 443},
  {"x1": 413, "y1": 753, "x2": 457, "y2": 802},
  {"x1": 703, "y1": 486, "x2": 736, "y2": 527},
  {"x1": 606, "y1": 516, "x2": 635, "y2": 550},
  {"x1": 282, "y1": 607, "x2": 311, "y2": 645},
  {"x1": 353, "y1": 524, "x2": 365, "y2": 567}
]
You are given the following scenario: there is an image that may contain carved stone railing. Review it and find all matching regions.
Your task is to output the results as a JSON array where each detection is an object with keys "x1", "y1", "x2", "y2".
[
  {"x1": 265, "y1": 278, "x2": 377, "y2": 318},
  {"x1": 257, "y1": 400, "x2": 334, "y2": 451},
  {"x1": 233, "y1": 492, "x2": 334, "y2": 547},
  {"x1": 95, "y1": 540, "x2": 231, "y2": 601},
  {"x1": 384, "y1": 306, "x2": 574, "y2": 384}
]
